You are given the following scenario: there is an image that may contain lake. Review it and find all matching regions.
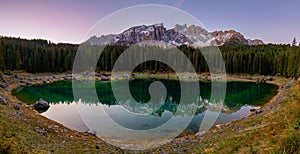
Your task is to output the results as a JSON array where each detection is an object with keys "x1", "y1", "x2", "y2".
[{"x1": 13, "y1": 79, "x2": 278, "y2": 148}]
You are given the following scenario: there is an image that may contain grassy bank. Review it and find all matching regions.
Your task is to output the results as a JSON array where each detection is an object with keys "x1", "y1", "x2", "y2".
[
  {"x1": 143, "y1": 78, "x2": 299, "y2": 153},
  {"x1": 0, "y1": 74, "x2": 122, "y2": 153}
]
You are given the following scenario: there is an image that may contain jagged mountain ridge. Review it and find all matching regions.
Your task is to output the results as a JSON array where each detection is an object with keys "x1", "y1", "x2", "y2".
[{"x1": 84, "y1": 23, "x2": 264, "y2": 47}]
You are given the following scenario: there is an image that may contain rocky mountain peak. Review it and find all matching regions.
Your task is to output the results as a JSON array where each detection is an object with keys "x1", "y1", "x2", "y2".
[{"x1": 83, "y1": 24, "x2": 264, "y2": 47}]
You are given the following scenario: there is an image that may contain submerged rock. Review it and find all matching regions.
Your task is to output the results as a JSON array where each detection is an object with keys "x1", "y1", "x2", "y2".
[{"x1": 33, "y1": 99, "x2": 50, "y2": 111}]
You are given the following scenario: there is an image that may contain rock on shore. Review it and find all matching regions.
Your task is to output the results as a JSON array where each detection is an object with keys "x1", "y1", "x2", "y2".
[
  {"x1": 33, "y1": 99, "x2": 50, "y2": 110},
  {"x1": 0, "y1": 94, "x2": 7, "y2": 105}
]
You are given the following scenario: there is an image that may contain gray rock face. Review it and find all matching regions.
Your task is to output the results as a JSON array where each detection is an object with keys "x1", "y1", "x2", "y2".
[
  {"x1": 0, "y1": 95, "x2": 7, "y2": 105},
  {"x1": 84, "y1": 35, "x2": 117, "y2": 46},
  {"x1": 84, "y1": 23, "x2": 195, "y2": 46},
  {"x1": 211, "y1": 30, "x2": 264, "y2": 46},
  {"x1": 113, "y1": 23, "x2": 192, "y2": 46},
  {"x1": 84, "y1": 23, "x2": 264, "y2": 47},
  {"x1": 33, "y1": 99, "x2": 50, "y2": 110},
  {"x1": 250, "y1": 39, "x2": 264, "y2": 45}
]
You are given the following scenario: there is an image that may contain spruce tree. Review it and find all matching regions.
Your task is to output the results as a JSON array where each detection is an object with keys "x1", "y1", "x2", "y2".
[{"x1": 292, "y1": 37, "x2": 297, "y2": 46}]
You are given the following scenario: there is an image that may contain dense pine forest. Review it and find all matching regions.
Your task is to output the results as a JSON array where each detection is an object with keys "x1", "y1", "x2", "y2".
[{"x1": 0, "y1": 36, "x2": 300, "y2": 78}]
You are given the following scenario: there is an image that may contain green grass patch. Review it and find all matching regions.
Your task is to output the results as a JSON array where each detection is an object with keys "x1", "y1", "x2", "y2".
[
  {"x1": 278, "y1": 133, "x2": 300, "y2": 154},
  {"x1": 294, "y1": 112, "x2": 300, "y2": 130}
]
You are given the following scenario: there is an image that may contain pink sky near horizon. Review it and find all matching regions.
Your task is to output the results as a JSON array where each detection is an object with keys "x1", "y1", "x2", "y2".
[{"x1": 0, "y1": 0, "x2": 102, "y2": 43}]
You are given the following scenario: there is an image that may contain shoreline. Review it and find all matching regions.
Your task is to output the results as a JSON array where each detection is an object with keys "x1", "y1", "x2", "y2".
[{"x1": 0, "y1": 71, "x2": 290, "y2": 151}]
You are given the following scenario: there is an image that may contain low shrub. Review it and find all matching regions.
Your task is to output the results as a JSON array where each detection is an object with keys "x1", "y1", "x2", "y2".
[{"x1": 3, "y1": 70, "x2": 12, "y2": 75}]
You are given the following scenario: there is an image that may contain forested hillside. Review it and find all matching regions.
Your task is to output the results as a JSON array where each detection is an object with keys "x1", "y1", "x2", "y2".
[
  {"x1": 0, "y1": 37, "x2": 77, "y2": 73},
  {"x1": 0, "y1": 36, "x2": 300, "y2": 77}
]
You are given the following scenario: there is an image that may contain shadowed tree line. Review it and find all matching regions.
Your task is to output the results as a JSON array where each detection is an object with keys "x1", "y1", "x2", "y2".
[{"x1": 1, "y1": 36, "x2": 300, "y2": 77}]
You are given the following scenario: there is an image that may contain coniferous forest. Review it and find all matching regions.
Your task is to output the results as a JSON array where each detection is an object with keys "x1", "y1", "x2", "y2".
[{"x1": 1, "y1": 36, "x2": 300, "y2": 78}]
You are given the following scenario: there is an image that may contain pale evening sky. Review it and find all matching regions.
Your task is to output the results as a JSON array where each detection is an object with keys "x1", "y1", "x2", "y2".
[{"x1": 0, "y1": 0, "x2": 299, "y2": 44}]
